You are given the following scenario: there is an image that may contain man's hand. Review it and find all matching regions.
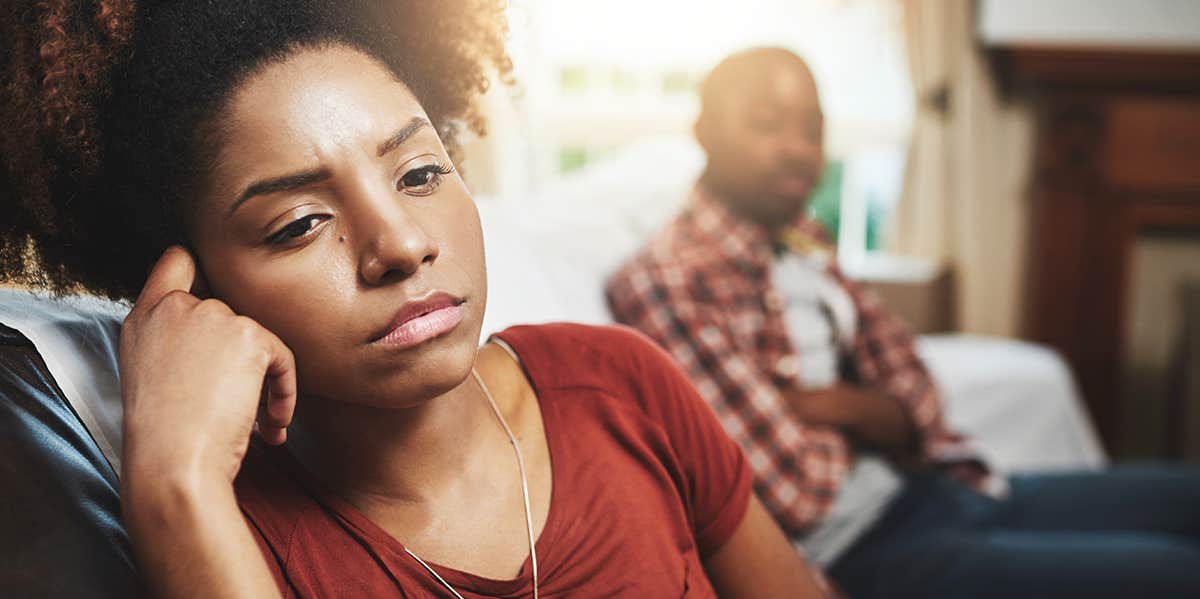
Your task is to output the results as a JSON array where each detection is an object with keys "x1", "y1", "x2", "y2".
[{"x1": 783, "y1": 383, "x2": 918, "y2": 459}]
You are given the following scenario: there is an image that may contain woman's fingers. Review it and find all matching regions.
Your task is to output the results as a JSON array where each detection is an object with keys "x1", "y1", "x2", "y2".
[
  {"x1": 134, "y1": 246, "x2": 198, "y2": 312},
  {"x1": 126, "y1": 246, "x2": 299, "y2": 457},
  {"x1": 256, "y1": 327, "x2": 298, "y2": 445}
]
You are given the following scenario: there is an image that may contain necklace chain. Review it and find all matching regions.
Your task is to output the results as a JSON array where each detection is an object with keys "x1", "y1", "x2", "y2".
[{"x1": 403, "y1": 367, "x2": 540, "y2": 599}]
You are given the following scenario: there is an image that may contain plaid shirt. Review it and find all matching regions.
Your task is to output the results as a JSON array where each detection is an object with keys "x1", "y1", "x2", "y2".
[{"x1": 606, "y1": 186, "x2": 982, "y2": 538}]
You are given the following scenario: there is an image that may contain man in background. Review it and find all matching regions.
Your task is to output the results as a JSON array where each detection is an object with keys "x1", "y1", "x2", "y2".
[{"x1": 606, "y1": 47, "x2": 1200, "y2": 598}]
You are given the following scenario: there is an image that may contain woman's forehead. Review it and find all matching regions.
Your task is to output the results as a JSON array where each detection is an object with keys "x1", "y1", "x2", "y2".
[
  {"x1": 224, "y1": 46, "x2": 424, "y2": 148},
  {"x1": 208, "y1": 46, "x2": 431, "y2": 195}
]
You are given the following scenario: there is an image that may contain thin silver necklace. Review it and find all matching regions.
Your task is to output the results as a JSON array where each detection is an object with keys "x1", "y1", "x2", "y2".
[{"x1": 403, "y1": 367, "x2": 540, "y2": 599}]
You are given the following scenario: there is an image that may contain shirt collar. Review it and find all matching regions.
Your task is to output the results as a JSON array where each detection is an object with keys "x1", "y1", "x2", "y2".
[
  {"x1": 686, "y1": 184, "x2": 836, "y2": 259},
  {"x1": 685, "y1": 185, "x2": 776, "y2": 270}
]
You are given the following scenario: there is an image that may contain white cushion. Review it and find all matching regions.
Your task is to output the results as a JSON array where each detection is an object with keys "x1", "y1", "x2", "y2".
[{"x1": 478, "y1": 135, "x2": 702, "y2": 338}]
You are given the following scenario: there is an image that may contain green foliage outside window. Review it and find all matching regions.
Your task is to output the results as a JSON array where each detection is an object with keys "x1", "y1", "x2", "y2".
[{"x1": 806, "y1": 160, "x2": 882, "y2": 251}]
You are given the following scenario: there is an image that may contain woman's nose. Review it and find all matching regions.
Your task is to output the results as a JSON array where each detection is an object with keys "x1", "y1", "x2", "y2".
[{"x1": 353, "y1": 198, "x2": 439, "y2": 286}]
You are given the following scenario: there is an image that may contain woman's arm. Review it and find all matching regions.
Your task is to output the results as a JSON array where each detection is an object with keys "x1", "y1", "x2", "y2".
[
  {"x1": 120, "y1": 247, "x2": 294, "y2": 598},
  {"x1": 704, "y1": 495, "x2": 831, "y2": 599},
  {"x1": 593, "y1": 325, "x2": 837, "y2": 598},
  {"x1": 122, "y1": 472, "x2": 280, "y2": 599}
]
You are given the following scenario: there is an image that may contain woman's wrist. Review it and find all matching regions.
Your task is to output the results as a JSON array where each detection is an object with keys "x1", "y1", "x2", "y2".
[
  {"x1": 121, "y1": 462, "x2": 281, "y2": 599},
  {"x1": 122, "y1": 454, "x2": 235, "y2": 534}
]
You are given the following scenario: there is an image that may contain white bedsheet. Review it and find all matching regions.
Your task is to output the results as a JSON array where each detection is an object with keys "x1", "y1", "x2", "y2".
[{"x1": 919, "y1": 335, "x2": 1107, "y2": 472}]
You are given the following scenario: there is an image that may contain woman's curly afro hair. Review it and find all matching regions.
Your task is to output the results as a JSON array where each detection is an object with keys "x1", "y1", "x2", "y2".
[{"x1": 0, "y1": 0, "x2": 511, "y2": 300}]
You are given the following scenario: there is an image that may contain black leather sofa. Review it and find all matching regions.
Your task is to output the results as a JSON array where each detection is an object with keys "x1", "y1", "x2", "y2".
[{"x1": 0, "y1": 323, "x2": 139, "y2": 597}]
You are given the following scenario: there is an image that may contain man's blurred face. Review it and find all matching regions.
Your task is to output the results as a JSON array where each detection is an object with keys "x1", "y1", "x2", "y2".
[{"x1": 697, "y1": 59, "x2": 825, "y2": 230}]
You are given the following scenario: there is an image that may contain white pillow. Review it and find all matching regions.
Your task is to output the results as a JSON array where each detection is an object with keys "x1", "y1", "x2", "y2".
[
  {"x1": 477, "y1": 135, "x2": 704, "y2": 336},
  {"x1": 477, "y1": 203, "x2": 579, "y2": 336}
]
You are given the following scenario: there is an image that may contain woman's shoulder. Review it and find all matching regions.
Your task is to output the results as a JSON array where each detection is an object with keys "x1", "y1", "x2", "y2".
[
  {"x1": 496, "y1": 323, "x2": 753, "y2": 562},
  {"x1": 494, "y1": 321, "x2": 654, "y2": 351},
  {"x1": 491, "y1": 322, "x2": 698, "y2": 420},
  {"x1": 493, "y1": 322, "x2": 665, "y2": 380},
  {"x1": 234, "y1": 442, "x2": 312, "y2": 540}
]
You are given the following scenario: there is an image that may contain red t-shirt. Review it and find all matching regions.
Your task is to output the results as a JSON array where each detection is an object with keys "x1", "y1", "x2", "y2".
[{"x1": 234, "y1": 323, "x2": 752, "y2": 598}]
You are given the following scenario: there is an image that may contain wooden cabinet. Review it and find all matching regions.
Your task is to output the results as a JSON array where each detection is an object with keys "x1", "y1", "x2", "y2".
[{"x1": 993, "y1": 47, "x2": 1200, "y2": 449}]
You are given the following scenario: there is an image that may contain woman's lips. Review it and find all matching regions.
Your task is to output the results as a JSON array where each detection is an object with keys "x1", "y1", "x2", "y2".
[
  {"x1": 370, "y1": 291, "x2": 466, "y2": 349},
  {"x1": 374, "y1": 303, "x2": 465, "y2": 349}
]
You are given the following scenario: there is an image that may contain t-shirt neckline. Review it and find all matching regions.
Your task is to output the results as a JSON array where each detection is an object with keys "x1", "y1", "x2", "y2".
[{"x1": 271, "y1": 327, "x2": 563, "y2": 597}]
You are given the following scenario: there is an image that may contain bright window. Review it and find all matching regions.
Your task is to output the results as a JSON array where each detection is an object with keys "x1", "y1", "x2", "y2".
[{"x1": 468, "y1": 0, "x2": 913, "y2": 258}]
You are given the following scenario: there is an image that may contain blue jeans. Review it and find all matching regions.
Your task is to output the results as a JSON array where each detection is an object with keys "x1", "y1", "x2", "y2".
[{"x1": 828, "y1": 466, "x2": 1200, "y2": 598}]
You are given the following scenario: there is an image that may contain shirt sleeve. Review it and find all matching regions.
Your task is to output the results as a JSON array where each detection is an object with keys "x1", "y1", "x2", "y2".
[
  {"x1": 615, "y1": 325, "x2": 755, "y2": 557},
  {"x1": 833, "y1": 268, "x2": 986, "y2": 469},
  {"x1": 234, "y1": 442, "x2": 301, "y2": 598},
  {"x1": 607, "y1": 265, "x2": 852, "y2": 537},
  {"x1": 242, "y1": 512, "x2": 292, "y2": 597}
]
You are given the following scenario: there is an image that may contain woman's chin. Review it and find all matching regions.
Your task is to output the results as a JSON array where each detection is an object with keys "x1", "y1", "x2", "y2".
[{"x1": 302, "y1": 338, "x2": 479, "y2": 410}]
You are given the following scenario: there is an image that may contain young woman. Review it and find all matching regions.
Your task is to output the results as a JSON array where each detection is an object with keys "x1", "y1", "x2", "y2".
[{"x1": 1, "y1": 1, "x2": 828, "y2": 597}]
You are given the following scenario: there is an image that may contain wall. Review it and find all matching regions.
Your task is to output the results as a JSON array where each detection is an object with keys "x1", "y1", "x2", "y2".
[{"x1": 979, "y1": 0, "x2": 1200, "y2": 49}]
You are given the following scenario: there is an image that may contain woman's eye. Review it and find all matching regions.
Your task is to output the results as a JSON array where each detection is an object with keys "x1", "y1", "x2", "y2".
[
  {"x1": 397, "y1": 162, "x2": 454, "y2": 196},
  {"x1": 402, "y1": 168, "x2": 435, "y2": 187},
  {"x1": 266, "y1": 215, "x2": 327, "y2": 246}
]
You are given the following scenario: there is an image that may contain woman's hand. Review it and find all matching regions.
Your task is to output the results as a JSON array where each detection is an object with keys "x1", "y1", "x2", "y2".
[
  {"x1": 119, "y1": 246, "x2": 292, "y2": 599},
  {"x1": 120, "y1": 246, "x2": 297, "y2": 486}
]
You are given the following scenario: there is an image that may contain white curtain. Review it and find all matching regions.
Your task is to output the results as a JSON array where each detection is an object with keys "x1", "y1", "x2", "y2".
[{"x1": 892, "y1": 0, "x2": 1036, "y2": 337}]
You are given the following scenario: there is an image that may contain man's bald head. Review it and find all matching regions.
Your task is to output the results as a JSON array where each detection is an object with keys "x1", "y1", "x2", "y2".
[
  {"x1": 695, "y1": 47, "x2": 825, "y2": 230},
  {"x1": 699, "y1": 47, "x2": 816, "y2": 127}
]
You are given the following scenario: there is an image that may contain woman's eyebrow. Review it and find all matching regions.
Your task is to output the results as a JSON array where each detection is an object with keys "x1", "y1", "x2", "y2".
[
  {"x1": 226, "y1": 117, "x2": 430, "y2": 217},
  {"x1": 376, "y1": 117, "x2": 431, "y2": 157},
  {"x1": 227, "y1": 169, "x2": 330, "y2": 217}
]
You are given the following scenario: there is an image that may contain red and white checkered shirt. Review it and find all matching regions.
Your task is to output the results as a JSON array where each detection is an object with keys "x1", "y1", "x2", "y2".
[{"x1": 606, "y1": 186, "x2": 982, "y2": 538}]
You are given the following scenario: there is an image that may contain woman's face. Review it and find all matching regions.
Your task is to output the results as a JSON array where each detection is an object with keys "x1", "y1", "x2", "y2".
[{"x1": 187, "y1": 45, "x2": 487, "y2": 407}]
